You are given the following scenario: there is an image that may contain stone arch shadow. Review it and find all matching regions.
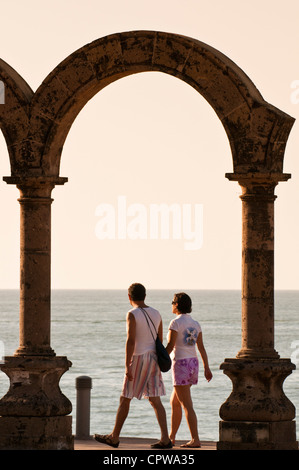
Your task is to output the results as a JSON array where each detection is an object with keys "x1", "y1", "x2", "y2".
[{"x1": 0, "y1": 31, "x2": 297, "y2": 450}]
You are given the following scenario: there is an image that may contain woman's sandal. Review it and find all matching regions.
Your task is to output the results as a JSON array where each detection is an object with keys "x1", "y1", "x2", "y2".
[
  {"x1": 180, "y1": 442, "x2": 201, "y2": 448},
  {"x1": 94, "y1": 434, "x2": 119, "y2": 448}
]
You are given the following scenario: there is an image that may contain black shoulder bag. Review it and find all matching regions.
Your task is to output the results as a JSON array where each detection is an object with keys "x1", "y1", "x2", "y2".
[{"x1": 140, "y1": 307, "x2": 172, "y2": 373}]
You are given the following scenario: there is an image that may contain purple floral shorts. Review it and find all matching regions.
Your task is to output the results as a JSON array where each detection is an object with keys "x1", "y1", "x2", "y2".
[{"x1": 172, "y1": 357, "x2": 199, "y2": 386}]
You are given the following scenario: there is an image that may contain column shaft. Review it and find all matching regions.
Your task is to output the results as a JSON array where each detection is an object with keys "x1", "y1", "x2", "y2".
[
  {"x1": 16, "y1": 185, "x2": 54, "y2": 355},
  {"x1": 3, "y1": 176, "x2": 67, "y2": 356},
  {"x1": 238, "y1": 181, "x2": 278, "y2": 358}
]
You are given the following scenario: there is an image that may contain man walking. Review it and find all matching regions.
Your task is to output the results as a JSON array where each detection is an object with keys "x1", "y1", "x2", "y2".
[{"x1": 94, "y1": 283, "x2": 172, "y2": 449}]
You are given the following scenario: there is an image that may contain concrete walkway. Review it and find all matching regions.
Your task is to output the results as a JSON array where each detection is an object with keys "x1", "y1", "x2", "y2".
[{"x1": 74, "y1": 437, "x2": 216, "y2": 450}]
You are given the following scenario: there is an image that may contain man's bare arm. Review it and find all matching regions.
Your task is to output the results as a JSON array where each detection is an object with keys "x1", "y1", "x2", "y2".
[{"x1": 125, "y1": 312, "x2": 136, "y2": 381}]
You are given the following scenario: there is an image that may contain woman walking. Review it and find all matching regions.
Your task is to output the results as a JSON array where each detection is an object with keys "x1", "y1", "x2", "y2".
[{"x1": 166, "y1": 292, "x2": 212, "y2": 448}]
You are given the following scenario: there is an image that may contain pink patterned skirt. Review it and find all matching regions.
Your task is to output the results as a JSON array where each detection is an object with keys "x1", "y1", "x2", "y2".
[
  {"x1": 172, "y1": 357, "x2": 199, "y2": 386},
  {"x1": 121, "y1": 351, "x2": 166, "y2": 400}
]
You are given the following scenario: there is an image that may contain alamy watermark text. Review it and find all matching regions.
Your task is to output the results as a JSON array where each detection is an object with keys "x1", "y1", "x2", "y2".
[
  {"x1": 95, "y1": 196, "x2": 203, "y2": 250},
  {"x1": 0, "y1": 81, "x2": 4, "y2": 104},
  {"x1": 290, "y1": 80, "x2": 299, "y2": 104}
]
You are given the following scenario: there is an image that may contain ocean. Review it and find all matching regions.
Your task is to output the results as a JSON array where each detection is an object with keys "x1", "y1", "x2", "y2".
[{"x1": 0, "y1": 289, "x2": 298, "y2": 442}]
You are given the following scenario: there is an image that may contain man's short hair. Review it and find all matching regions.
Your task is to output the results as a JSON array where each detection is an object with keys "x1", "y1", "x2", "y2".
[{"x1": 128, "y1": 283, "x2": 146, "y2": 301}]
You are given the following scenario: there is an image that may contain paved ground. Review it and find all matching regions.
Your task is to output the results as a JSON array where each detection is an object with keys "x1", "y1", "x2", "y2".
[{"x1": 74, "y1": 437, "x2": 216, "y2": 451}]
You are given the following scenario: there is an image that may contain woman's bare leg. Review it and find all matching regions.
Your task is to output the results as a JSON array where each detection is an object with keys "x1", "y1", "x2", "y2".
[
  {"x1": 169, "y1": 388, "x2": 182, "y2": 445},
  {"x1": 174, "y1": 385, "x2": 201, "y2": 447}
]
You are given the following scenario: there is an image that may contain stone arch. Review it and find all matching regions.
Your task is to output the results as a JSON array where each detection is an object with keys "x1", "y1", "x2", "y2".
[
  {"x1": 0, "y1": 31, "x2": 297, "y2": 451},
  {"x1": 0, "y1": 58, "x2": 33, "y2": 169},
  {"x1": 0, "y1": 30, "x2": 294, "y2": 177}
]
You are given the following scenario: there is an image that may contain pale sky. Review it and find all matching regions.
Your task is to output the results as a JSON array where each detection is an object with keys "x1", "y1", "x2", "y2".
[{"x1": 0, "y1": 0, "x2": 298, "y2": 290}]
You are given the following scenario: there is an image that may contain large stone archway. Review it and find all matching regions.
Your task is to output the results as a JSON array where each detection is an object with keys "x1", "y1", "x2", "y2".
[{"x1": 0, "y1": 31, "x2": 296, "y2": 450}]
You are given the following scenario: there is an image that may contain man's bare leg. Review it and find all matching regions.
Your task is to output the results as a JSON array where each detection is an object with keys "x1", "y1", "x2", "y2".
[{"x1": 148, "y1": 396, "x2": 170, "y2": 444}]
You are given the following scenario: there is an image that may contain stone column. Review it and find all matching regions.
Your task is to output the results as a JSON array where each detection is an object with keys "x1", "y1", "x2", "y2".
[
  {"x1": 17, "y1": 179, "x2": 55, "y2": 355},
  {"x1": 0, "y1": 176, "x2": 74, "y2": 450},
  {"x1": 217, "y1": 173, "x2": 297, "y2": 450},
  {"x1": 237, "y1": 175, "x2": 279, "y2": 359}
]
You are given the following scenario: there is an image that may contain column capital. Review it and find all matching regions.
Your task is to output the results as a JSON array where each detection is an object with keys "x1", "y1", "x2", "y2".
[
  {"x1": 3, "y1": 175, "x2": 68, "y2": 199},
  {"x1": 3, "y1": 175, "x2": 68, "y2": 186},
  {"x1": 226, "y1": 172, "x2": 291, "y2": 201},
  {"x1": 225, "y1": 172, "x2": 291, "y2": 188}
]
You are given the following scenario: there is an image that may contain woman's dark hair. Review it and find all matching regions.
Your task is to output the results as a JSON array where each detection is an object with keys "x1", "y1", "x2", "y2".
[
  {"x1": 173, "y1": 292, "x2": 192, "y2": 314},
  {"x1": 128, "y1": 283, "x2": 146, "y2": 301}
]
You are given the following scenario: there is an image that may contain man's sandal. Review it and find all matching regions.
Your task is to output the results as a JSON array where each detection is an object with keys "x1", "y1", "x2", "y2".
[
  {"x1": 150, "y1": 440, "x2": 173, "y2": 449},
  {"x1": 94, "y1": 434, "x2": 119, "y2": 448}
]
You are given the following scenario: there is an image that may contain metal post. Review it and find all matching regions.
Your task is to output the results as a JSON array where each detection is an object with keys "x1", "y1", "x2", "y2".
[{"x1": 75, "y1": 376, "x2": 92, "y2": 439}]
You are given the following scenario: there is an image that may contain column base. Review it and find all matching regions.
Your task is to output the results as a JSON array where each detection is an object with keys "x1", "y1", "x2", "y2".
[
  {"x1": 0, "y1": 416, "x2": 74, "y2": 450},
  {"x1": 219, "y1": 358, "x2": 296, "y2": 422},
  {"x1": 217, "y1": 420, "x2": 298, "y2": 450},
  {"x1": 0, "y1": 356, "x2": 72, "y2": 417}
]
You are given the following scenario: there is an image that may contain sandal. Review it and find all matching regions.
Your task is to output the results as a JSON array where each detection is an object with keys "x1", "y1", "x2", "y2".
[
  {"x1": 151, "y1": 440, "x2": 173, "y2": 449},
  {"x1": 180, "y1": 442, "x2": 201, "y2": 448},
  {"x1": 94, "y1": 434, "x2": 119, "y2": 448}
]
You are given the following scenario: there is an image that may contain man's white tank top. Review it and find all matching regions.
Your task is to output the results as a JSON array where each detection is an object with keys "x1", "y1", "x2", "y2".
[{"x1": 129, "y1": 306, "x2": 162, "y2": 356}]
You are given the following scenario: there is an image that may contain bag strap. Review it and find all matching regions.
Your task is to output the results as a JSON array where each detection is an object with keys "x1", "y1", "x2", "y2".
[{"x1": 139, "y1": 307, "x2": 158, "y2": 340}]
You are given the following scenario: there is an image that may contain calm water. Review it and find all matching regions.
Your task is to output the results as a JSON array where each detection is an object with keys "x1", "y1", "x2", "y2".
[{"x1": 0, "y1": 289, "x2": 298, "y2": 442}]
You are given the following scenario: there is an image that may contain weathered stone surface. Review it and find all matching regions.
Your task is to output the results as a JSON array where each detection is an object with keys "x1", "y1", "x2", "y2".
[
  {"x1": 218, "y1": 420, "x2": 298, "y2": 450},
  {"x1": 0, "y1": 31, "x2": 294, "y2": 177},
  {"x1": 0, "y1": 356, "x2": 72, "y2": 416},
  {"x1": 219, "y1": 358, "x2": 296, "y2": 422},
  {"x1": 0, "y1": 416, "x2": 73, "y2": 450},
  {"x1": 218, "y1": 358, "x2": 298, "y2": 449},
  {"x1": 226, "y1": 173, "x2": 291, "y2": 358}
]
